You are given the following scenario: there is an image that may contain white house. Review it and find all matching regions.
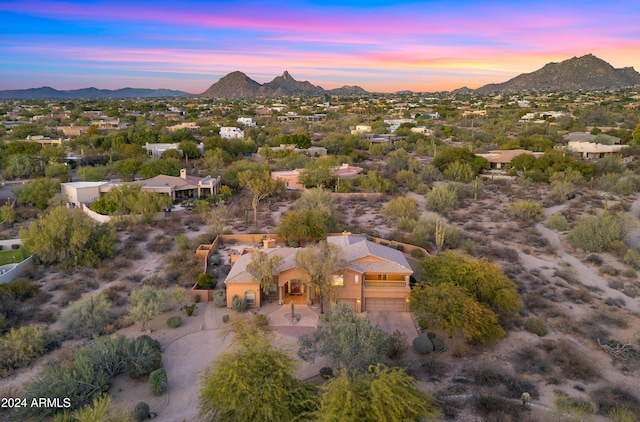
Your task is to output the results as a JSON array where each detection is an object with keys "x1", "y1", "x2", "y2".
[
  {"x1": 220, "y1": 127, "x2": 244, "y2": 139},
  {"x1": 351, "y1": 125, "x2": 372, "y2": 134},
  {"x1": 237, "y1": 117, "x2": 257, "y2": 127}
]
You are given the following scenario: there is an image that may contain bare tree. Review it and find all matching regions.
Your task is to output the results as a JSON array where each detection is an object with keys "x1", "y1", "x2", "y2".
[{"x1": 295, "y1": 241, "x2": 346, "y2": 314}]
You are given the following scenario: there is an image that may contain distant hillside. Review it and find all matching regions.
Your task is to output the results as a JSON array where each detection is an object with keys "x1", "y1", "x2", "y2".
[
  {"x1": 199, "y1": 71, "x2": 369, "y2": 98},
  {"x1": 0, "y1": 86, "x2": 187, "y2": 99},
  {"x1": 327, "y1": 85, "x2": 368, "y2": 95},
  {"x1": 475, "y1": 54, "x2": 640, "y2": 93}
]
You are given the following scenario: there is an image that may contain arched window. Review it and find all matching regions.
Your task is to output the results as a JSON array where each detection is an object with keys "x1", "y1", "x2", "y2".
[{"x1": 244, "y1": 290, "x2": 256, "y2": 305}]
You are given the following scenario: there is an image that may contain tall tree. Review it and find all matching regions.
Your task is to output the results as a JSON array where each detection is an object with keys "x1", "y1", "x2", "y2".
[
  {"x1": 14, "y1": 178, "x2": 60, "y2": 210},
  {"x1": 295, "y1": 241, "x2": 346, "y2": 314},
  {"x1": 199, "y1": 316, "x2": 317, "y2": 422},
  {"x1": 238, "y1": 168, "x2": 277, "y2": 228},
  {"x1": 297, "y1": 303, "x2": 387, "y2": 374},
  {"x1": 316, "y1": 364, "x2": 441, "y2": 422},
  {"x1": 19, "y1": 206, "x2": 116, "y2": 268},
  {"x1": 277, "y1": 209, "x2": 327, "y2": 242},
  {"x1": 246, "y1": 250, "x2": 283, "y2": 300}
]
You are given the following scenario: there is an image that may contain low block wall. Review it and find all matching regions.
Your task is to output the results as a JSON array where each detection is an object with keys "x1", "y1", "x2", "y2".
[{"x1": 0, "y1": 255, "x2": 34, "y2": 285}]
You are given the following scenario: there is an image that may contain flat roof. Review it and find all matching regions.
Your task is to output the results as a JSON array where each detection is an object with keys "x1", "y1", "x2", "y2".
[{"x1": 62, "y1": 181, "x2": 108, "y2": 188}]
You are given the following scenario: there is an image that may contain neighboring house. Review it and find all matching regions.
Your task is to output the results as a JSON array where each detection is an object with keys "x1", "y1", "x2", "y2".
[
  {"x1": 167, "y1": 122, "x2": 200, "y2": 132},
  {"x1": 61, "y1": 169, "x2": 221, "y2": 204},
  {"x1": 144, "y1": 141, "x2": 205, "y2": 159},
  {"x1": 224, "y1": 234, "x2": 413, "y2": 312},
  {"x1": 16, "y1": 135, "x2": 64, "y2": 147},
  {"x1": 271, "y1": 164, "x2": 363, "y2": 191},
  {"x1": 137, "y1": 169, "x2": 221, "y2": 200},
  {"x1": 61, "y1": 181, "x2": 108, "y2": 206},
  {"x1": 351, "y1": 125, "x2": 372, "y2": 134},
  {"x1": 363, "y1": 133, "x2": 405, "y2": 144},
  {"x1": 56, "y1": 125, "x2": 90, "y2": 137},
  {"x1": 566, "y1": 141, "x2": 626, "y2": 159},
  {"x1": 277, "y1": 113, "x2": 326, "y2": 122},
  {"x1": 563, "y1": 132, "x2": 620, "y2": 144},
  {"x1": 220, "y1": 127, "x2": 244, "y2": 139},
  {"x1": 144, "y1": 142, "x2": 183, "y2": 159},
  {"x1": 476, "y1": 149, "x2": 543, "y2": 170},
  {"x1": 267, "y1": 144, "x2": 327, "y2": 157},
  {"x1": 237, "y1": 117, "x2": 257, "y2": 127},
  {"x1": 410, "y1": 126, "x2": 434, "y2": 136}
]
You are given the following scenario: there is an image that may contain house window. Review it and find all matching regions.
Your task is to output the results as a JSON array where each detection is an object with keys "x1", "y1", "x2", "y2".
[
  {"x1": 332, "y1": 275, "x2": 344, "y2": 286},
  {"x1": 354, "y1": 275, "x2": 359, "y2": 284},
  {"x1": 244, "y1": 290, "x2": 256, "y2": 305}
]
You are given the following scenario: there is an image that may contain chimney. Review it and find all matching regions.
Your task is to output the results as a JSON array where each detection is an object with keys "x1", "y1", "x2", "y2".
[
  {"x1": 342, "y1": 231, "x2": 352, "y2": 236},
  {"x1": 180, "y1": 169, "x2": 187, "y2": 180}
]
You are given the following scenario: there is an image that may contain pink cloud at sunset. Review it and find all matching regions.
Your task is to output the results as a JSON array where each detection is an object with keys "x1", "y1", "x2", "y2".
[{"x1": 0, "y1": 0, "x2": 638, "y2": 91}]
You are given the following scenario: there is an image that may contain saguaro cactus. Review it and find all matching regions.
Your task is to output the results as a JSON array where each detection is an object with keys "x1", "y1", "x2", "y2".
[{"x1": 435, "y1": 218, "x2": 445, "y2": 251}]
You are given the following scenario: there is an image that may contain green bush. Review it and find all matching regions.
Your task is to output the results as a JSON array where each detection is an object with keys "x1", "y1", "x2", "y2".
[
  {"x1": 149, "y1": 368, "x2": 168, "y2": 396},
  {"x1": 624, "y1": 248, "x2": 640, "y2": 270},
  {"x1": 0, "y1": 325, "x2": 45, "y2": 375},
  {"x1": 127, "y1": 335, "x2": 162, "y2": 379},
  {"x1": 167, "y1": 316, "x2": 182, "y2": 328},
  {"x1": 568, "y1": 212, "x2": 630, "y2": 252},
  {"x1": 210, "y1": 253, "x2": 222, "y2": 266},
  {"x1": 425, "y1": 183, "x2": 458, "y2": 212},
  {"x1": 60, "y1": 294, "x2": 115, "y2": 339},
  {"x1": 133, "y1": 402, "x2": 150, "y2": 422},
  {"x1": 196, "y1": 273, "x2": 214, "y2": 288},
  {"x1": 213, "y1": 289, "x2": 227, "y2": 307},
  {"x1": 524, "y1": 317, "x2": 548, "y2": 337},
  {"x1": 232, "y1": 295, "x2": 248, "y2": 313},
  {"x1": 506, "y1": 200, "x2": 544, "y2": 222},
  {"x1": 0, "y1": 278, "x2": 39, "y2": 300},
  {"x1": 410, "y1": 249, "x2": 425, "y2": 259},
  {"x1": 545, "y1": 213, "x2": 568, "y2": 231},
  {"x1": 413, "y1": 335, "x2": 435, "y2": 354},
  {"x1": 600, "y1": 264, "x2": 619, "y2": 276},
  {"x1": 431, "y1": 337, "x2": 446, "y2": 352},
  {"x1": 320, "y1": 366, "x2": 334, "y2": 379}
]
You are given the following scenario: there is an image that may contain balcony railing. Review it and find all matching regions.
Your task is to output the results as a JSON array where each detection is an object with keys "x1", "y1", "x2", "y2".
[{"x1": 364, "y1": 281, "x2": 407, "y2": 288}]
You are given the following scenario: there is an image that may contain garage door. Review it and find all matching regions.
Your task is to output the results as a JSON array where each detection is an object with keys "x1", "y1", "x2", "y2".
[{"x1": 366, "y1": 298, "x2": 406, "y2": 312}]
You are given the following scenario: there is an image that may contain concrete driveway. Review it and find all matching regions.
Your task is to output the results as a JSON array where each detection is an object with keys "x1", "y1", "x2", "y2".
[{"x1": 367, "y1": 311, "x2": 419, "y2": 341}]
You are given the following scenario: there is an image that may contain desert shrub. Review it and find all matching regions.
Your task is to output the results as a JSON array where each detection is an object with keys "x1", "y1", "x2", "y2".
[
  {"x1": 524, "y1": 317, "x2": 548, "y2": 337},
  {"x1": 568, "y1": 211, "x2": 631, "y2": 252},
  {"x1": 319, "y1": 366, "x2": 334, "y2": 379},
  {"x1": 149, "y1": 368, "x2": 167, "y2": 396},
  {"x1": 624, "y1": 248, "x2": 640, "y2": 270},
  {"x1": 0, "y1": 325, "x2": 45, "y2": 375},
  {"x1": 609, "y1": 240, "x2": 629, "y2": 257},
  {"x1": 554, "y1": 263, "x2": 577, "y2": 283},
  {"x1": 133, "y1": 401, "x2": 150, "y2": 422},
  {"x1": 213, "y1": 289, "x2": 227, "y2": 307},
  {"x1": 222, "y1": 314, "x2": 230, "y2": 323},
  {"x1": 381, "y1": 197, "x2": 420, "y2": 221},
  {"x1": 0, "y1": 278, "x2": 39, "y2": 300},
  {"x1": 126, "y1": 335, "x2": 162, "y2": 379},
  {"x1": 386, "y1": 330, "x2": 408, "y2": 360},
  {"x1": 431, "y1": 337, "x2": 445, "y2": 352},
  {"x1": 425, "y1": 183, "x2": 458, "y2": 212},
  {"x1": 563, "y1": 287, "x2": 593, "y2": 304},
  {"x1": 410, "y1": 249, "x2": 425, "y2": 259},
  {"x1": 609, "y1": 408, "x2": 640, "y2": 422},
  {"x1": 146, "y1": 235, "x2": 172, "y2": 253},
  {"x1": 413, "y1": 335, "x2": 434, "y2": 354},
  {"x1": 506, "y1": 200, "x2": 544, "y2": 222},
  {"x1": 474, "y1": 394, "x2": 524, "y2": 421},
  {"x1": 585, "y1": 254, "x2": 603, "y2": 265},
  {"x1": 231, "y1": 295, "x2": 248, "y2": 313},
  {"x1": 545, "y1": 213, "x2": 568, "y2": 231},
  {"x1": 141, "y1": 274, "x2": 168, "y2": 288},
  {"x1": 210, "y1": 253, "x2": 222, "y2": 266},
  {"x1": 592, "y1": 386, "x2": 640, "y2": 416},
  {"x1": 545, "y1": 339, "x2": 600, "y2": 382},
  {"x1": 167, "y1": 316, "x2": 182, "y2": 328},
  {"x1": 60, "y1": 294, "x2": 115, "y2": 338},
  {"x1": 196, "y1": 273, "x2": 214, "y2": 289},
  {"x1": 600, "y1": 264, "x2": 619, "y2": 276}
]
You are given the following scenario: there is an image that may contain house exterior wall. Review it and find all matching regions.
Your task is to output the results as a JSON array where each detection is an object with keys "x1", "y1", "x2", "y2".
[
  {"x1": 61, "y1": 184, "x2": 103, "y2": 205},
  {"x1": 226, "y1": 281, "x2": 261, "y2": 309}
]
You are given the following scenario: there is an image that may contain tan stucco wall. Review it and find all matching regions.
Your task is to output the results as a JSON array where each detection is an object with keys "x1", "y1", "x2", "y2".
[{"x1": 226, "y1": 282, "x2": 261, "y2": 308}]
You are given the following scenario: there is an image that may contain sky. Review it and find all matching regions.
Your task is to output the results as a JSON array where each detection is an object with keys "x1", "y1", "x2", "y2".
[{"x1": 1, "y1": 0, "x2": 639, "y2": 93}]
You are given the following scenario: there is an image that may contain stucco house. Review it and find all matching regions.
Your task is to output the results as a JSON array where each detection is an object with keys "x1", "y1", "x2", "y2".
[{"x1": 224, "y1": 234, "x2": 413, "y2": 312}]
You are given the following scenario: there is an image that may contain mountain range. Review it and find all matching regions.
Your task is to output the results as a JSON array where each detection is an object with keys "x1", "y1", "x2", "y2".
[
  {"x1": 0, "y1": 55, "x2": 638, "y2": 99},
  {"x1": 197, "y1": 70, "x2": 368, "y2": 98},
  {"x1": 0, "y1": 86, "x2": 187, "y2": 100},
  {"x1": 474, "y1": 54, "x2": 640, "y2": 93}
]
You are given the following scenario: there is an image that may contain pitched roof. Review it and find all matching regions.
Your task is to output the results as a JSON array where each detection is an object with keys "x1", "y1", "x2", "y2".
[
  {"x1": 225, "y1": 248, "x2": 298, "y2": 284},
  {"x1": 326, "y1": 235, "x2": 412, "y2": 273}
]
